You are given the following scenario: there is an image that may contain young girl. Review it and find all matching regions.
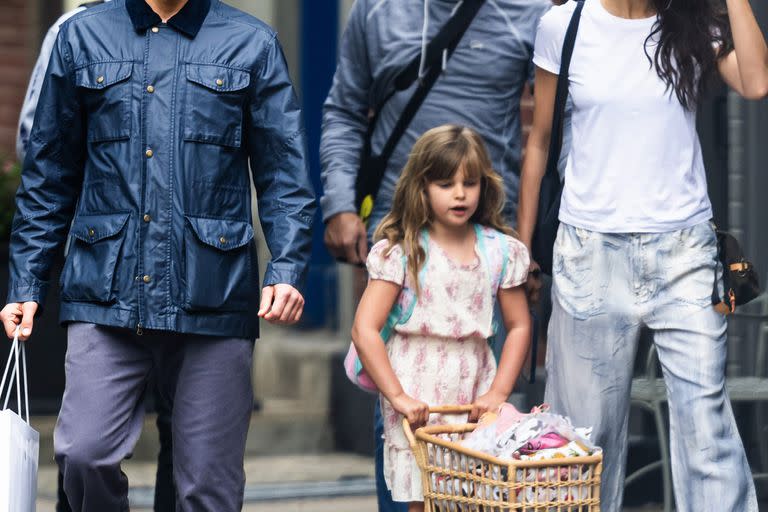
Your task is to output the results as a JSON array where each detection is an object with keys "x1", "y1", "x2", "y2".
[
  {"x1": 351, "y1": 125, "x2": 532, "y2": 511},
  {"x1": 518, "y1": 0, "x2": 768, "y2": 511}
]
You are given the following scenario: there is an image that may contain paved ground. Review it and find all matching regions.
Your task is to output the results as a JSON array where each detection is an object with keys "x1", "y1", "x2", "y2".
[{"x1": 34, "y1": 454, "x2": 674, "y2": 512}]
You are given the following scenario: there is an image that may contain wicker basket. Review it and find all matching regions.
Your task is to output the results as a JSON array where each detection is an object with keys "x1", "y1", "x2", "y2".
[{"x1": 403, "y1": 406, "x2": 603, "y2": 511}]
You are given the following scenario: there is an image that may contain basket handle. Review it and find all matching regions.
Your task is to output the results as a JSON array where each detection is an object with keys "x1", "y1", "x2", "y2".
[{"x1": 402, "y1": 404, "x2": 474, "y2": 448}]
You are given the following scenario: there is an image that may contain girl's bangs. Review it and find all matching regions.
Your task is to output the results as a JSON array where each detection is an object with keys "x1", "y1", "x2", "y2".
[{"x1": 423, "y1": 140, "x2": 485, "y2": 182}]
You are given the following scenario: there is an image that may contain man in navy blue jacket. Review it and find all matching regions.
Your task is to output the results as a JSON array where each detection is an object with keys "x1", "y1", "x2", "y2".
[{"x1": 1, "y1": 0, "x2": 315, "y2": 510}]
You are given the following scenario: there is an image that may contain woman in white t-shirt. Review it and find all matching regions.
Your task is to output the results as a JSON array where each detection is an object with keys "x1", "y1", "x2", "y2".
[{"x1": 517, "y1": 0, "x2": 768, "y2": 510}]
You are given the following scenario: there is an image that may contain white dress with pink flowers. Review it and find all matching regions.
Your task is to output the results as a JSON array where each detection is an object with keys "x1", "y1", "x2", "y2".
[{"x1": 366, "y1": 229, "x2": 530, "y2": 503}]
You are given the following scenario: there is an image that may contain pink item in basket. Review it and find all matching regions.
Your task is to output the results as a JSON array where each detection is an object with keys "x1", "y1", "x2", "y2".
[{"x1": 519, "y1": 432, "x2": 570, "y2": 454}]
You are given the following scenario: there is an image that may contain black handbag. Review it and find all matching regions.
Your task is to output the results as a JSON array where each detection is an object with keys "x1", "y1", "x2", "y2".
[
  {"x1": 354, "y1": 0, "x2": 486, "y2": 223},
  {"x1": 712, "y1": 230, "x2": 762, "y2": 314},
  {"x1": 531, "y1": 0, "x2": 584, "y2": 275}
]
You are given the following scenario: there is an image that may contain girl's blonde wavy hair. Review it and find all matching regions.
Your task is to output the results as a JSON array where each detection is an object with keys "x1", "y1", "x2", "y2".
[{"x1": 373, "y1": 124, "x2": 513, "y2": 295}]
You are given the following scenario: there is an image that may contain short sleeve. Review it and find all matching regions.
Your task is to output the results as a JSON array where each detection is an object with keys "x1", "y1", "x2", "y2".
[
  {"x1": 523, "y1": 0, "x2": 555, "y2": 86},
  {"x1": 532, "y1": 3, "x2": 574, "y2": 75},
  {"x1": 366, "y1": 240, "x2": 405, "y2": 285},
  {"x1": 500, "y1": 237, "x2": 531, "y2": 289}
]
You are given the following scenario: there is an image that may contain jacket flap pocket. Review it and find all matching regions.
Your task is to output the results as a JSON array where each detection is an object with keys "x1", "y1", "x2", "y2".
[
  {"x1": 185, "y1": 216, "x2": 254, "y2": 251},
  {"x1": 76, "y1": 61, "x2": 133, "y2": 89},
  {"x1": 186, "y1": 64, "x2": 250, "y2": 92},
  {"x1": 71, "y1": 212, "x2": 130, "y2": 243}
]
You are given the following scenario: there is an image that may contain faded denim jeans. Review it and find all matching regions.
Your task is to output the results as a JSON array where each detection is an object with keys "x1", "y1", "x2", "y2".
[{"x1": 545, "y1": 222, "x2": 757, "y2": 512}]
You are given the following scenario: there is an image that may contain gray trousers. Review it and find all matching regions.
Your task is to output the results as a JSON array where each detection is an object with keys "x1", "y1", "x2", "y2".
[
  {"x1": 545, "y1": 223, "x2": 757, "y2": 512},
  {"x1": 54, "y1": 322, "x2": 254, "y2": 512}
]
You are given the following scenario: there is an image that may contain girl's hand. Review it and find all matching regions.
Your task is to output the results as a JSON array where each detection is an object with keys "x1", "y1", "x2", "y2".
[
  {"x1": 390, "y1": 392, "x2": 430, "y2": 428},
  {"x1": 470, "y1": 389, "x2": 509, "y2": 422}
]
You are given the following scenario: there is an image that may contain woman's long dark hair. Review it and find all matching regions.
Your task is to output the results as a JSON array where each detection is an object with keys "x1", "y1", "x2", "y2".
[{"x1": 646, "y1": 0, "x2": 734, "y2": 110}]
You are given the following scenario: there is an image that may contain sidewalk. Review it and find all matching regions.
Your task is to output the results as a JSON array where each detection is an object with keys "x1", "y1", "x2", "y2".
[
  {"x1": 36, "y1": 454, "x2": 379, "y2": 512},
  {"x1": 35, "y1": 453, "x2": 670, "y2": 512}
]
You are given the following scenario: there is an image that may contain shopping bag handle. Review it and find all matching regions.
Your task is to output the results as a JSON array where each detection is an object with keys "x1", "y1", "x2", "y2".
[
  {"x1": 402, "y1": 404, "x2": 474, "y2": 448},
  {"x1": 0, "y1": 327, "x2": 31, "y2": 424}
]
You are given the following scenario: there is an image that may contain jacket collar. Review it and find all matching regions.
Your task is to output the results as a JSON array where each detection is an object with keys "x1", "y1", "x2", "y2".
[{"x1": 126, "y1": 0, "x2": 210, "y2": 38}]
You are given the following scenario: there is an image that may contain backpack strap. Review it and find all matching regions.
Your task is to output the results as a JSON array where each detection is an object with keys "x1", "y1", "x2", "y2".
[
  {"x1": 354, "y1": 234, "x2": 430, "y2": 376},
  {"x1": 474, "y1": 225, "x2": 511, "y2": 337}
]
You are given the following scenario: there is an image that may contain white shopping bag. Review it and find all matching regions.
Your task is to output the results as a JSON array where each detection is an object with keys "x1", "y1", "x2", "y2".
[{"x1": 0, "y1": 329, "x2": 39, "y2": 512}]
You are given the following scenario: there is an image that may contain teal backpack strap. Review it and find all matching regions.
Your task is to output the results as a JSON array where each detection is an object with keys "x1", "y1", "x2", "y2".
[
  {"x1": 378, "y1": 232, "x2": 430, "y2": 340},
  {"x1": 354, "y1": 235, "x2": 430, "y2": 379},
  {"x1": 475, "y1": 225, "x2": 510, "y2": 338}
]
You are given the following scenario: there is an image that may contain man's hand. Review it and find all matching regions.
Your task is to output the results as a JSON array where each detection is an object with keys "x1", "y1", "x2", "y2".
[
  {"x1": 257, "y1": 284, "x2": 305, "y2": 325},
  {"x1": 0, "y1": 302, "x2": 39, "y2": 341},
  {"x1": 525, "y1": 259, "x2": 543, "y2": 305},
  {"x1": 324, "y1": 212, "x2": 368, "y2": 265}
]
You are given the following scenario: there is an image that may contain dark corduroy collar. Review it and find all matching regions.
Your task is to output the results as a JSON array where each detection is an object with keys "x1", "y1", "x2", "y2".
[{"x1": 126, "y1": 0, "x2": 210, "y2": 38}]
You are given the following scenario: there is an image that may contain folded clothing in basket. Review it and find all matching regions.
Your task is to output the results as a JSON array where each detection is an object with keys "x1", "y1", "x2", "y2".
[
  {"x1": 460, "y1": 403, "x2": 599, "y2": 461},
  {"x1": 428, "y1": 404, "x2": 601, "y2": 506},
  {"x1": 433, "y1": 464, "x2": 596, "y2": 504}
]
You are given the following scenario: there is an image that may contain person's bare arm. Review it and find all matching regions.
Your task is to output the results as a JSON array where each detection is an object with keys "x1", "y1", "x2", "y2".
[
  {"x1": 718, "y1": 0, "x2": 768, "y2": 100},
  {"x1": 351, "y1": 279, "x2": 429, "y2": 426},
  {"x1": 517, "y1": 67, "x2": 557, "y2": 251},
  {"x1": 471, "y1": 286, "x2": 531, "y2": 421},
  {"x1": 516, "y1": 67, "x2": 558, "y2": 302}
]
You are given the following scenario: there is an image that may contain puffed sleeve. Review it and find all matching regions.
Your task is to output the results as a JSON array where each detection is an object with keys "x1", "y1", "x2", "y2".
[
  {"x1": 500, "y1": 236, "x2": 531, "y2": 289},
  {"x1": 366, "y1": 240, "x2": 405, "y2": 285}
]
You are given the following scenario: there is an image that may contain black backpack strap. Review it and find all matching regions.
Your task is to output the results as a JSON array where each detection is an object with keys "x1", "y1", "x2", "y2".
[
  {"x1": 545, "y1": 0, "x2": 584, "y2": 185},
  {"x1": 530, "y1": 0, "x2": 584, "y2": 274},
  {"x1": 355, "y1": 0, "x2": 486, "y2": 211},
  {"x1": 79, "y1": 0, "x2": 105, "y2": 8}
]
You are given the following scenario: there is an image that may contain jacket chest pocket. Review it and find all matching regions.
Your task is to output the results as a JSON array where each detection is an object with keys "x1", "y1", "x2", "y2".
[
  {"x1": 183, "y1": 216, "x2": 256, "y2": 311},
  {"x1": 75, "y1": 61, "x2": 133, "y2": 143},
  {"x1": 184, "y1": 64, "x2": 251, "y2": 148},
  {"x1": 61, "y1": 212, "x2": 130, "y2": 303}
]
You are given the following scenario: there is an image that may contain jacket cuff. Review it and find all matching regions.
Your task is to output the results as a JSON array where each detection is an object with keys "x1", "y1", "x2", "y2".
[
  {"x1": 6, "y1": 279, "x2": 47, "y2": 306},
  {"x1": 262, "y1": 263, "x2": 304, "y2": 292},
  {"x1": 320, "y1": 193, "x2": 356, "y2": 223}
]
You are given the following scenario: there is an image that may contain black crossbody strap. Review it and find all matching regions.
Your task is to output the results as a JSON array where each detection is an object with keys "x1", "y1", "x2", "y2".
[
  {"x1": 356, "y1": 0, "x2": 485, "y2": 209},
  {"x1": 545, "y1": 0, "x2": 584, "y2": 183}
]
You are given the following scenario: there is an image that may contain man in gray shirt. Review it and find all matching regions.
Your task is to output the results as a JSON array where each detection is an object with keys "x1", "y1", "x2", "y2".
[
  {"x1": 321, "y1": 0, "x2": 552, "y2": 265},
  {"x1": 319, "y1": 1, "x2": 551, "y2": 509}
]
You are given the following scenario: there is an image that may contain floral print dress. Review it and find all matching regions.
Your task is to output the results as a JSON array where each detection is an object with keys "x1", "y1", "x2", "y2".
[{"x1": 366, "y1": 229, "x2": 530, "y2": 502}]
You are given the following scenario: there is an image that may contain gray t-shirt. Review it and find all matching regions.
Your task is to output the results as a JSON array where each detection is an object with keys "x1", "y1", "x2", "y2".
[{"x1": 320, "y1": 0, "x2": 552, "y2": 233}]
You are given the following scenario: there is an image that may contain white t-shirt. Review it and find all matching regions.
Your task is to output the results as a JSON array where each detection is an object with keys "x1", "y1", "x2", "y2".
[{"x1": 533, "y1": 0, "x2": 713, "y2": 233}]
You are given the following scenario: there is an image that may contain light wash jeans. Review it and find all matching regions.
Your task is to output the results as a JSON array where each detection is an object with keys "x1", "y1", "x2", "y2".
[{"x1": 545, "y1": 222, "x2": 757, "y2": 512}]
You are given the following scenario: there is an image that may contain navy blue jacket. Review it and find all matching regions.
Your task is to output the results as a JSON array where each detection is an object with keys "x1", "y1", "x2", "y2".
[{"x1": 7, "y1": 0, "x2": 316, "y2": 339}]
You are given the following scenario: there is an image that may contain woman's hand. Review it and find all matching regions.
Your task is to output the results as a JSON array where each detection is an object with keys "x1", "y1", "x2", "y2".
[
  {"x1": 390, "y1": 392, "x2": 430, "y2": 428},
  {"x1": 525, "y1": 259, "x2": 543, "y2": 305},
  {"x1": 470, "y1": 389, "x2": 509, "y2": 423}
]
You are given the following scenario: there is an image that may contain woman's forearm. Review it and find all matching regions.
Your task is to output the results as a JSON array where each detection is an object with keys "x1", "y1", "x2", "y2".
[
  {"x1": 517, "y1": 145, "x2": 548, "y2": 250},
  {"x1": 726, "y1": 0, "x2": 768, "y2": 97}
]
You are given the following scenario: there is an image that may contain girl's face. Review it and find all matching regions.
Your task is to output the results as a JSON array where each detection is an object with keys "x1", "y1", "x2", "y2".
[{"x1": 425, "y1": 164, "x2": 481, "y2": 230}]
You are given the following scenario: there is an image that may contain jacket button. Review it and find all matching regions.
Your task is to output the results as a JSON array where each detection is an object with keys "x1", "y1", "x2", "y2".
[
  {"x1": 88, "y1": 228, "x2": 95, "y2": 236},
  {"x1": 143, "y1": 214, "x2": 151, "y2": 223},
  {"x1": 151, "y1": 26, "x2": 159, "y2": 33},
  {"x1": 215, "y1": 78, "x2": 224, "y2": 87},
  {"x1": 143, "y1": 275, "x2": 151, "y2": 283},
  {"x1": 146, "y1": 85, "x2": 155, "y2": 93},
  {"x1": 96, "y1": 75, "x2": 104, "y2": 84},
  {"x1": 145, "y1": 149, "x2": 154, "y2": 158},
  {"x1": 219, "y1": 236, "x2": 227, "y2": 244}
]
